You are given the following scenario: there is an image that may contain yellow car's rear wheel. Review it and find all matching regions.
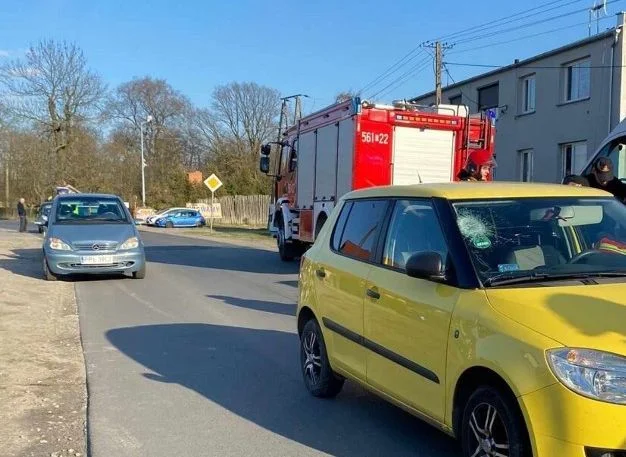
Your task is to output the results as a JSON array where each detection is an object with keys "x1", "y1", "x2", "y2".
[{"x1": 300, "y1": 319, "x2": 344, "y2": 398}]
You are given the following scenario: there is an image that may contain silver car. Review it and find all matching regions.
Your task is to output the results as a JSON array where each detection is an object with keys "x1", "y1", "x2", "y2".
[{"x1": 42, "y1": 193, "x2": 146, "y2": 281}]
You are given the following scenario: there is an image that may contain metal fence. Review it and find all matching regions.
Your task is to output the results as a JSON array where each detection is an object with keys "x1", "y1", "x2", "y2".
[{"x1": 197, "y1": 195, "x2": 271, "y2": 227}]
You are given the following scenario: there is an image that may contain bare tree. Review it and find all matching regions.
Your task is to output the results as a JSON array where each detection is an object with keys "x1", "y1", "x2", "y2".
[
  {"x1": 106, "y1": 77, "x2": 194, "y2": 206},
  {"x1": 106, "y1": 77, "x2": 190, "y2": 135},
  {"x1": 0, "y1": 40, "x2": 106, "y2": 154},
  {"x1": 211, "y1": 82, "x2": 280, "y2": 156},
  {"x1": 335, "y1": 90, "x2": 359, "y2": 103}
]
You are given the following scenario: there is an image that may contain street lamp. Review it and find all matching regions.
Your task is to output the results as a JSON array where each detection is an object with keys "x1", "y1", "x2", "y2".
[{"x1": 140, "y1": 115, "x2": 153, "y2": 207}]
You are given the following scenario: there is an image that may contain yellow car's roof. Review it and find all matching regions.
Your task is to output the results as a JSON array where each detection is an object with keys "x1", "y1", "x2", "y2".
[{"x1": 342, "y1": 182, "x2": 612, "y2": 200}]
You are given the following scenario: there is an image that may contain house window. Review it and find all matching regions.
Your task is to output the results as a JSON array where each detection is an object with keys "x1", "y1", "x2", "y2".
[
  {"x1": 564, "y1": 58, "x2": 590, "y2": 102},
  {"x1": 478, "y1": 83, "x2": 499, "y2": 112},
  {"x1": 520, "y1": 149, "x2": 533, "y2": 182},
  {"x1": 562, "y1": 141, "x2": 588, "y2": 176},
  {"x1": 521, "y1": 75, "x2": 536, "y2": 113},
  {"x1": 449, "y1": 94, "x2": 462, "y2": 105}
]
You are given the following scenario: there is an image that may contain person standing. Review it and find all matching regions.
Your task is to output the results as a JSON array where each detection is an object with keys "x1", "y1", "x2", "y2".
[{"x1": 17, "y1": 198, "x2": 27, "y2": 232}]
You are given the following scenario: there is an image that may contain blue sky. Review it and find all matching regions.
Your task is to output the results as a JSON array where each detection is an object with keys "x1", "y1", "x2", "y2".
[{"x1": 0, "y1": 0, "x2": 622, "y2": 112}]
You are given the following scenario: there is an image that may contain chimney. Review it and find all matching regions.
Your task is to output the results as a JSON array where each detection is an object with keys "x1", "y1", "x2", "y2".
[{"x1": 618, "y1": 11, "x2": 626, "y2": 28}]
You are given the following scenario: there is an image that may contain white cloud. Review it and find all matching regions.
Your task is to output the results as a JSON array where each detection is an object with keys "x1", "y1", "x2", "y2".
[{"x1": 0, "y1": 50, "x2": 9, "y2": 58}]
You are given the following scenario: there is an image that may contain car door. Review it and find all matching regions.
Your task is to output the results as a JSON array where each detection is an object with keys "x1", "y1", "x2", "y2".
[
  {"x1": 171, "y1": 212, "x2": 185, "y2": 226},
  {"x1": 313, "y1": 198, "x2": 389, "y2": 382},
  {"x1": 364, "y1": 199, "x2": 460, "y2": 422},
  {"x1": 180, "y1": 211, "x2": 193, "y2": 226}
]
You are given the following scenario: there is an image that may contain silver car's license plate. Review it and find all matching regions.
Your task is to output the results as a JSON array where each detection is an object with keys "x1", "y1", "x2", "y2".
[{"x1": 81, "y1": 255, "x2": 116, "y2": 265}]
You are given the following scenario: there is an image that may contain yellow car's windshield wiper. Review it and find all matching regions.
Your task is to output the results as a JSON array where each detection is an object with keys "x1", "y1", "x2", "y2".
[{"x1": 484, "y1": 271, "x2": 626, "y2": 287}]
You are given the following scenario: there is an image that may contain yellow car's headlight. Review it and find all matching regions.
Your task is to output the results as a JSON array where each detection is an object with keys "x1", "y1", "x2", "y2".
[
  {"x1": 49, "y1": 237, "x2": 72, "y2": 251},
  {"x1": 547, "y1": 348, "x2": 626, "y2": 405},
  {"x1": 119, "y1": 237, "x2": 140, "y2": 250}
]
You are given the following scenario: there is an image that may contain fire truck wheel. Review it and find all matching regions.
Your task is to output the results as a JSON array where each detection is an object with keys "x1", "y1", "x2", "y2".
[{"x1": 277, "y1": 224, "x2": 295, "y2": 262}]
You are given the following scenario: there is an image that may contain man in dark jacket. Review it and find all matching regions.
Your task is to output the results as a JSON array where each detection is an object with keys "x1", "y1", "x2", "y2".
[
  {"x1": 585, "y1": 157, "x2": 626, "y2": 201},
  {"x1": 17, "y1": 198, "x2": 27, "y2": 232}
]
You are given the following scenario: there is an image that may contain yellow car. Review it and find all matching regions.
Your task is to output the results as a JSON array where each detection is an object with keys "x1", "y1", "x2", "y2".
[{"x1": 297, "y1": 182, "x2": 626, "y2": 457}]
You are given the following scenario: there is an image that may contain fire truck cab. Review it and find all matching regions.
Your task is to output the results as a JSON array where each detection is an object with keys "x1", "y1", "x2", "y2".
[{"x1": 260, "y1": 97, "x2": 495, "y2": 261}]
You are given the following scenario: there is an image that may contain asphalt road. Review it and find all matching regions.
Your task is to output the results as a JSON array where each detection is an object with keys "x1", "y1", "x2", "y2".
[{"x1": 69, "y1": 229, "x2": 461, "y2": 456}]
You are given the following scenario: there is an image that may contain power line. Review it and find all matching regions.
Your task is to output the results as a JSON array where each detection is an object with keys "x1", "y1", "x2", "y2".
[
  {"x1": 450, "y1": 0, "x2": 621, "y2": 47},
  {"x1": 448, "y1": 14, "x2": 614, "y2": 55},
  {"x1": 359, "y1": 49, "x2": 425, "y2": 95},
  {"x1": 442, "y1": 65, "x2": 480, "y2": 106},
  {"x1": 370, "y1": 58, "x2": 431, "y2": 100},
  {"x1": 357, "y1": 0, "x2": 598, "y2": 99},
  {"x1": 439, "y1": 0, "x2": 587, "y2": 43},
  {"x1": 369, "y1": 56, "x2": 431, "y2": 100}
]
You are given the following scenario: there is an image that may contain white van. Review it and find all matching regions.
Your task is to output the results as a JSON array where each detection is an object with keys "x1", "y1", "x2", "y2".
[{"x1": 581, "y1": 118, "x2": 626, "y2": 180}]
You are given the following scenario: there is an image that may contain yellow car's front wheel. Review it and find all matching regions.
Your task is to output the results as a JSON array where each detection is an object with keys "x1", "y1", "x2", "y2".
[{"x1": 461, "y1": 386, "x2": 531, "y2": 457}]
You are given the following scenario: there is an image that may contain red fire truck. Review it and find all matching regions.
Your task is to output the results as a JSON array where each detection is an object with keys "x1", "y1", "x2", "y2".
[{"x1": 259, "y1": 97, "x2": 495, "y2": 261}]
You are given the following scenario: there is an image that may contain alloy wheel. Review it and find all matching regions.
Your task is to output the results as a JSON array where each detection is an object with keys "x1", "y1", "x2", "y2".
[
  {"x1": 467, "y1": 402, "x2": 510, "y2": 457},
  {"x1": 302, "y1": 329, "x2": 322, "y2": 385}
]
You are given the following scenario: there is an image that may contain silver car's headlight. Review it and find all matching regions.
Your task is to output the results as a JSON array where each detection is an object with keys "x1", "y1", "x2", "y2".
[
  {"x1": 119, "y1": 237, "x2": 139, "y2": 250},
  {"x1": 547, "y1": 348, "x2": 626, "y2": 405},
  {"x1": 49, "y1": 237, "x2": 72, "y2": 251}
]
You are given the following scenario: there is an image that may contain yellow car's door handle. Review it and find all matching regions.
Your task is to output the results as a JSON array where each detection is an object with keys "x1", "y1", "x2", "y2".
[{"x1": 366, "y1": 288, "x2": 380, "y2": 300}]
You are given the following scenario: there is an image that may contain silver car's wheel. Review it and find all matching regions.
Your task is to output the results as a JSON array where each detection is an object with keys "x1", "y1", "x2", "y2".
[
  {"x1": 132, "y1": 264, "x2": 146, "y2": 279},
  {"x1": 43, "y1": 257, "x2": 57, "y2": 281}
]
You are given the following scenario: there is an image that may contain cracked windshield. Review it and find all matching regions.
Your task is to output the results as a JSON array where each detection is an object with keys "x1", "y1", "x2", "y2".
[{"x1": 454, "y1": 197, "x2": 626, "y2": 284}]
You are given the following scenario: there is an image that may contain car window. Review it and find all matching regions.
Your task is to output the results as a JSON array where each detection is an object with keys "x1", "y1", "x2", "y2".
[
  {"x1": 331, "y1": 202, "x2": 352, "y2": 251},
  {"x1": 54, "y1": 197, "x2": 128, "y2": 224},
  {"x1": 335, "y1": 199, "x2": 387, "y2": 262},
  {"x1": 452, "y1": 197, "x2": 626, "y2": 285},
  {"x1": 382, "y1": 200, "x2": 449, "y2": 271}
]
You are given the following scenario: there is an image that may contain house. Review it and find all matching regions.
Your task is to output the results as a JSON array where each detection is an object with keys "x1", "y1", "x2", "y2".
[{"x1": 410, "y1": 13, "x2": 626, "y2": 183}]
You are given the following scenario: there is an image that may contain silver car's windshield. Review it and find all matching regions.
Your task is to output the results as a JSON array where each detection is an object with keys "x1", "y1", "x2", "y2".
[
  {"x1": 452, "y1": 197, "x2": 626, "y2": 286},
  {"x1": 55, "y1": 197, "x2": 128, "y2": 224}
]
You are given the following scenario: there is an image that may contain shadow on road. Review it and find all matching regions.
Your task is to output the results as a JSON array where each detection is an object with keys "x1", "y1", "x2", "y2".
[
  {"x1": 0, "y1": 248, "x2": 44, "y2": 279},
  {"x1": 277, "y1": 280, "x2": 299, "y2": 288},
  {"x1": 207, "y1": 295, "x2": 295, "y2": 316},
  {"x1": 144, "y1": 245, "x2": 299, "y2": 275},
  {"x1": 106, "y1": 323, "x2": 459, "y2": 457}
]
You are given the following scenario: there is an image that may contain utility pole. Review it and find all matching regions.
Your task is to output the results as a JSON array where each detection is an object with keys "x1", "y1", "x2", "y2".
[
  {"x1": 4, "y1": 160, "x2": 8, "y2": 207},
  {"x1": 139, "y1": 115, "x2": 153, "y2": 207},
  {"x1": 435, "y1": 42, "x2": 443, "y2": 106},
  {"x1": 423, "y1": 41, "x2": 453, "y2": 106}
]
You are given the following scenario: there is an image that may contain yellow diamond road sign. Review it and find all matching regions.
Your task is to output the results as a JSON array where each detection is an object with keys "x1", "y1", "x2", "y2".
[{"x1": 204, "y1": 174, "x2": 223, "y2": 192}]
